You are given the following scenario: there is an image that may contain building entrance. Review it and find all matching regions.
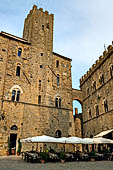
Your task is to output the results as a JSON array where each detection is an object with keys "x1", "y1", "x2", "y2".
[{"x1": 10, "y1": 134, "x2": 17, "y2": 155}]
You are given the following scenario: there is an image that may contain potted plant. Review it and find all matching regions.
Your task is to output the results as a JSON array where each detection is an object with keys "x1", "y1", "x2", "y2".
[
  {"x1": 17, "y1": 138, "x2": 22, "y2": 156},
  {"x1": 40, "y1": 152, "x2": 49, "y2": 163},
  {"x1": 89, "y1": 151, "x2": 96, "y2": 161},
  {"x1": 59, "y1": 152, "x2": 65, "y2": 163}
]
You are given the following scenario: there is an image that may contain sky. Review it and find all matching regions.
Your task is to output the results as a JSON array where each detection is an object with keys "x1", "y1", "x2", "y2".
[{"x1": 0, "y1": 0, "x2": 113, "y2": 113}]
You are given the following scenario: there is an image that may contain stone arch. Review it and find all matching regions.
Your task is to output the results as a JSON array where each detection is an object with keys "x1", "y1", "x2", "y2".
[
  {"x1": 11, "y1": 125, "x2": 18, "y2": 130},
  {"x1": 72, "y1": 88, "x2": 83, "y2": 105},
  {"x1": 10, "y1": 85, "x2": 23, "y2": 94}
]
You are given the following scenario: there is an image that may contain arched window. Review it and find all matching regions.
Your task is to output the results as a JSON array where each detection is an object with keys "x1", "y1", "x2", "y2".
[
  {"x1": 59, "y1": 98, "x2": 61, "y2": 107},
  {"x1": 88, "y1": 109, "x2": 92, "y2": 119},
  {"x1": 11, "y1": 89, "x2": 20, "y2": 102},
  {"x1": 96, "y1": 105, "x2": 99, "y2": 116},
  {"x1": 12, "y1": 90, "x2": 16, "y2": 101},
  {"x1": 110, "y1": 65, "x2": 113, "y2": 78},
  {"x1": 55, "y1": 97, "x2": 58, "y2": 107},
  {"x1": 18, "y1": 48, "x2": 22, "y2": 57},
  {"x1": 56, "y1": 60, "x2": 59, "y2": 68},
  {"x1": 55, "y1": 97, "x2": 61, "y2": 108},
  {"x1": 38, "y1": 95, "x2": 41, "y2": 104},
  {"x1": 93, "y1": 81, "x2": 96, "y2": 91},
  {"x1": 99, "y1": 74, "x2": 104, "y2": 85},
  {"x1": 56, "y1": 74, "x2": 60, "y2": 86},
  {"x1": 104, "y1": 100, "x2": 108, "y2": 112},
  {"x1": 55, "y1": 130, "x2": 62, "y2": 138},
  {"x1": 16, "y1": 90, "x2": 20, "y2": 101},
  {"x1": 16, "y1": 66, "x2": 21, "y2": 77},
  {"x1": 11, "y1": 125, "x2": 18, "y2": 130}
]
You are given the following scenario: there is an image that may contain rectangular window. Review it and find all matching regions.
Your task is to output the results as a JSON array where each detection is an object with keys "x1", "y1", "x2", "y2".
[
  {"x1": 56, "y1": 74, "x2": 60, "y2": 86},
  {"x1": 39, "y1": 80, "x2": 41, "y2": 90},
  {"x1": 16, "y1": 90, "x2": 20, "y2": 101},
  {"x1": 42, "y1": 25, "x2": 44, "y2": 30},
  {"x1": 38, "y1": 95, "x2": 41, "y2": 104},
  {"x1": 12, "y1": 90, "x2": 16, "y2": 101},
  {"x1": 18, "y1": 48, "x2": 22, "y2": 57}
]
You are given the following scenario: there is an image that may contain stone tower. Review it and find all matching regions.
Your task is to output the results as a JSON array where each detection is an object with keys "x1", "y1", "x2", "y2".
[{"x1": 0, "y1": 5, "x2": 76, "y2": 155}]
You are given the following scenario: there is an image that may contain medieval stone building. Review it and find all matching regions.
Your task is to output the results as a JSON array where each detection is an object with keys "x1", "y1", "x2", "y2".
[
  {"x1": 0, "y1": 5, "x2": 84, "y2": 155},
  {"x1": 80, "y1": 45, "x2": 113, "y2": 139}
]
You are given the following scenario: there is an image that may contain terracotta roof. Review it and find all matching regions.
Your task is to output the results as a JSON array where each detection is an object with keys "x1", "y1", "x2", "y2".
[
  {"x1": 0, "y1": 31, "x2": 31, "y2": 45},
  {"x1": 53, "y1": 52, "x2": 72, "y2": 61}
]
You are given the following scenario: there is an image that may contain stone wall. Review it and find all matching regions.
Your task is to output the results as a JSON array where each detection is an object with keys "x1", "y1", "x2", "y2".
[{"x1": 80, "y1": 44, "x2": 113, "y2": 138}]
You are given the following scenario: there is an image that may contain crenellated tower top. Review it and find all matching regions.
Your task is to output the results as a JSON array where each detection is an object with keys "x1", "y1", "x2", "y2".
[
  {"x1": 80, "y1": 43, "x2": 113, "y2": 86},
  {"x1": 23, "y1": 5, "x2": 54, "y2": 52}
]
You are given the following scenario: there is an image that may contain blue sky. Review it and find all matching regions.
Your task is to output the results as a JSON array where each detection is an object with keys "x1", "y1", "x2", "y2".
[{"x1": 0, "y1": 0, "x2": 113, "y2": 113}]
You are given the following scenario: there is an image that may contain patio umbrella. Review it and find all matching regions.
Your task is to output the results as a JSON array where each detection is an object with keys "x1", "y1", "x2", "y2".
[
  {"x1": 81, "y1": 138, "x2": 94, "y2": 144},
  {"x1": 93, "y1": 137, "x2": 113, "y2": 144},
  {"x1": 21, "y1": 135, "x2": 59, "y2": 143},
  {"x1": 56, "y1": 137, "x2": 68, "y2": 143},
  {"x1": 65, "y1": 137, "x2": 83, "y2": 144},
  {"x1": 20, "y1": 137, "x2": 32, "y2": 143}
]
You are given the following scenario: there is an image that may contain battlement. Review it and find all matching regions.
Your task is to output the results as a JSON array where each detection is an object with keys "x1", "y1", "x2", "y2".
[
  {"x1": 80, "y1": 42, "x2": 113, "y2": 85},
  {"x1": 26, "y1": 5, "x2": 54, "y2": 20}
]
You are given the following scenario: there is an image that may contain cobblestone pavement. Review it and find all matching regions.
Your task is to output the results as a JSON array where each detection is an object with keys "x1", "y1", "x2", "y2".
[{"x1": 0, "y1": 156, "x2": 113, "y2": 170}]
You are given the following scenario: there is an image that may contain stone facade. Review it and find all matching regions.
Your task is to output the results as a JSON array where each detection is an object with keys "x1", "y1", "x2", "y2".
[
  {"x1": 0, "y1": 5, "x2": 79, "y2": 155},
  {"x1": 80, "y1": 45, "x2": 113, "y2": 138}
]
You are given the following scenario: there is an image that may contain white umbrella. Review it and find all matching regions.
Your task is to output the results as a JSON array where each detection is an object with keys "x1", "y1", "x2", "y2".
[
  {"x1": 21, "y1": 135, "x2": 59, "y2": 143},
  {"x1": 56, "y1": 137, "x2": 68, "y2": 143},
  {"x1": 31, "y1": 135, "x2": 59, "y2": 143},
  {"x1": 20, "y1": 137, "x2": 32, "y2": 143},
  {"x1": 65, "y1": 137, "x2": 83, "y2": 144},
  {"x1": 93, "y1": 137, "x2": 113, "y2": 144},
  {"x1": 81, "y1": 138, "x2": 94, "y2": 144},
  {"x1": 81, "y1": 137, "x2": 113, "y2": 144}
]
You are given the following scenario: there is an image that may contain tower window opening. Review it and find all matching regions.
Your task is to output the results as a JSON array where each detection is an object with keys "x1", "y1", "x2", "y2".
[
  {"x1": 56, "y1": 74, "x2": 60, "y2": 86},
  {"x1": 12, "y1": 90, "x2": 16, "y2": 101},
  {"x1": 96, "y1": 105, "x2": 99, "y2": 116},
  {"x1": 42, "y1": 25, "x2": 44, "y2": 30},
  {"x1": 39, "y1": 80, "x2": 41, "y2": 90},
  {"x1": 38, "y1": 95, "x2": 41, "y2": 104},
  {"x1": 110, "y1": 65, "x2": 113, "y2": 78},
  {"x1": 55, "y1": 97, "x2": 61, "y2": 108},
  {"x1": 89, "y1": 109, "x2": 92, "y2": 119},
  {"x1": 46, "y1": 23, "x2": 50, "y2": 29},
  {"x1": 16, "y1": 90, "x2": 20, "y2": 101},
  {"x1": 16, "y1": 66, "x2": 21, "y2": 77},
  {"x1": 11, "y1": 89, "x2": 20, "y2": 102},
  {"x1": 18, "y1": 48, "x2": 22, "y2": 57},
  {"x1": 104, "y1": 100, "x2": 108, "y2": 112},
  {"x1": 56, "y1": 60, "x2": 59, "y2": 68}
]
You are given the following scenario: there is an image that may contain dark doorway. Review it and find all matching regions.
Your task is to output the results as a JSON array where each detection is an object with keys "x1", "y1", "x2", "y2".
[{"x1": 10, "y1": 134, "x2": 17, "y2": 155}]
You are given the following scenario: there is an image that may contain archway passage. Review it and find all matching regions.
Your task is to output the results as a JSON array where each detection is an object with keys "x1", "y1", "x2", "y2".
[
  {"x1": 73, "y1": 100, "x2": 82, "y2": 115},
  {"x1": 72, "y1": 89, "x2": 83, "y2": 104},
  {"x1": 10, "y1": 134, "x2": 17, "y2": 155}
]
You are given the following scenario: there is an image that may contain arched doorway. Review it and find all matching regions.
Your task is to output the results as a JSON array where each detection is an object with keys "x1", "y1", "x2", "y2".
[
  {"x1": 10, "y1": 125, "x2": 18, "y2": 155},
  {"x1": 55, "y1": 130, "x2": 62, "y2": 138}
]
